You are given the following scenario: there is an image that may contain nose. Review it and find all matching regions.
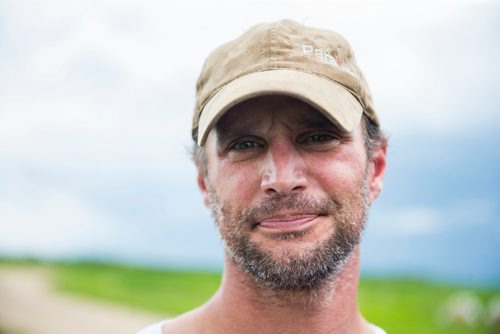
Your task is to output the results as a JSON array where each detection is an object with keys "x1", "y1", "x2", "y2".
[{"x1": 260, "y1": 139, "x2": 307, "y2": 196}]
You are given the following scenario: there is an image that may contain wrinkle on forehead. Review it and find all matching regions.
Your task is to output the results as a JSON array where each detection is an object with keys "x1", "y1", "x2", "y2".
[{"x1": 215, "y1": 96, "x2": 340, "y2": 142}]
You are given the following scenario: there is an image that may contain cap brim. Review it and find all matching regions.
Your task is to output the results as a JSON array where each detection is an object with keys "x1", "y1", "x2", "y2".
[{"x1": 197, "y1": 69, "x2": 363, "y2": 146}]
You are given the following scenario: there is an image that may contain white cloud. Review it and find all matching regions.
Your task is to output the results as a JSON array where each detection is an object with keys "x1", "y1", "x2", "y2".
[
  {"x1": 0, "y1": 96, "x2": 192, "y2": 179},
  {"x1": 376, "y1": 206, "x2": 442, "y2": 237},
  {"x1": 0, "y1": 189, "x2": 120, "y2": 257},
  {"x1": 27, "y1": 13, "x2": 185, "y2": 82},
  {"x1": 372, "y1": 198, "x2": 496, "y2": 237},
  {"x1": 0, "y1": 0, "x2": 199, "y2": 180},
  {"x1": 356, "y1": 4, "x2": 500, "y2": 136}
]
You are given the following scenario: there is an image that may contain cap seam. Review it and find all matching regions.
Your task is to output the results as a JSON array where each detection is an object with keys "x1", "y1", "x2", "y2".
[{"x1": 269, "y1": 22, "x2": 278, "y2": 68}]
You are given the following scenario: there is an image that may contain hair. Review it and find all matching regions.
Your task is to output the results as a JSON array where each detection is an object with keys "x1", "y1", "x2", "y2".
[
  {"x1": 360, "y1": 114, "x2": 387, "y2": 161},
  {"x1": 191, "y1": 113, "x2": 386, "y2": 174}
]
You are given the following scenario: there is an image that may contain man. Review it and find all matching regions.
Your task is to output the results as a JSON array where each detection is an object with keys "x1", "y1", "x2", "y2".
[{"x1": 139, "y1": 19, "x2": 387, "y2": 334}]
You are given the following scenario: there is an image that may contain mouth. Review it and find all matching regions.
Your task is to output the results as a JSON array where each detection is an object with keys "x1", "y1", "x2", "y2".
[{"x1": 256, "y1": 214, "x2": 322, "y2": 232}]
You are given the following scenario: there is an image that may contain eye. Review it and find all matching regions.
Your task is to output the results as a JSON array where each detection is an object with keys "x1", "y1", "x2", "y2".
[
  {"x1": 307, "y1": 134, "x2": 334, "y2": 143},
  {"x1": 300, "y1": 133, "x2": 338, "y2": 144},
  {"x1": 228, "y1": 138, "x2": 265, "y2": 151},
  {"x1": 233, "y1": 140, "x2": 257, "y2": 150},
  {"x1": 224, "y1": 137, "x2": 266, "y2": 161}
]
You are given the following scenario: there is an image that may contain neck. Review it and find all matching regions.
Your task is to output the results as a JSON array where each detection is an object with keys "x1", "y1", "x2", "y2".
[{"x1": 204, "y1": 247, "x2": 369, "y2": 334}]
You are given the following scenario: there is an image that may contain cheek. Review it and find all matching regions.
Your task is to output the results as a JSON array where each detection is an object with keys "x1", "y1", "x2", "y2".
[
  {"x1": 210, "y1": 160, "x2": 260, "y2": 208},
  {"x1": 309, "y1": 150, "x2": 367, "y2": 192}
]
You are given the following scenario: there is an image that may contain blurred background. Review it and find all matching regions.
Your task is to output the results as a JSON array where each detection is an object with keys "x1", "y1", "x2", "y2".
[{"x1": 0, "y1": 0, "x2": 499, "y2": 333}]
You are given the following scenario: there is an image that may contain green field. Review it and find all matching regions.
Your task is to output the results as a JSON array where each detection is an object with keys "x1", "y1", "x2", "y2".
[{"x1": 1, "y1": 259, "x2": 499, "y2": 333}]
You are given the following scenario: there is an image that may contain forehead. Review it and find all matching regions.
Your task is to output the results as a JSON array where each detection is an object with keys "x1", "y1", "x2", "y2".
[{"x1": 215, "y1": 95, "x2": 340, "y2": 136}]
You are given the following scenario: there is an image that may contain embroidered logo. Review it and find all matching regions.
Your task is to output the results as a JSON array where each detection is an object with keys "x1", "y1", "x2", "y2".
[{"x1": 301, "y1": 44, "x2": 339, "y2": 66}]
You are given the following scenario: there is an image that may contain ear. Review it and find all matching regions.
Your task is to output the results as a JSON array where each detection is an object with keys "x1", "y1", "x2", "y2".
[
  {"x1": 368, "y1": 141, "x2": 387, "y2": 203},
  {"x1": 197, "y1": 167, "x2": 210, "y2": 208}
]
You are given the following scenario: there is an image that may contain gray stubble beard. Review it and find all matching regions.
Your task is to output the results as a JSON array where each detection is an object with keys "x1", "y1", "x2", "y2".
[{"x1": 206, "y1": 175, "x2": 370, "y2": 292}]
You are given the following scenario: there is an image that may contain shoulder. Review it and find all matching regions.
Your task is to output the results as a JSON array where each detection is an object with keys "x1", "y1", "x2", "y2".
[{"x1": 137, "y1": 320, "x2": 169, "y2": 334}]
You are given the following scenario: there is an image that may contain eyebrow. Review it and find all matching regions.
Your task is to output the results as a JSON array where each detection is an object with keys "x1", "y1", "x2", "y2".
[
  {"x1": 299, "y1": 118, "x2": 343, "y2": 131},
  {"x1": 215, "y1": 124, "x2": 250, "y2": 144}
]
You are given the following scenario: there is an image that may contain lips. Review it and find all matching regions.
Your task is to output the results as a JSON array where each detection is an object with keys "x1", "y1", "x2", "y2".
[{"x1": 257, "y1": 214, "x2": 320, "y2": 231}]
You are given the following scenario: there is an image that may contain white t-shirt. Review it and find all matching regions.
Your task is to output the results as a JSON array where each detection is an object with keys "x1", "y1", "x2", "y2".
[
  {"x1": 370, "y1": 324, "x2": 387, "y2": 334},
  {"x1": 137, "y1": 320, "x2": 387, "y2": 334},
  {"x1": 137, "y1": 320, "x2": 167, "y2": 334}
]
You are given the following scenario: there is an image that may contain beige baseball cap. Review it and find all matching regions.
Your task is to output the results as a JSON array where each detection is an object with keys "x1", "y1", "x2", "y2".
[{"x1": 193, "y1": 19, "x2": 378, "y2": 146}]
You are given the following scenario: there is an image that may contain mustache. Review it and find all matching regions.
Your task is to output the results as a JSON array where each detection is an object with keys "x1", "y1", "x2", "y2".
[{"x1": 240, "y1": 193, "x2": 341, "y2": 225}]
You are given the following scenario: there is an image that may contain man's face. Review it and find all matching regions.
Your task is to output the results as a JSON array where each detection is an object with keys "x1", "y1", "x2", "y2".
[{"x1": 198, "y1": 96, "x2": 385, "y2": 290}]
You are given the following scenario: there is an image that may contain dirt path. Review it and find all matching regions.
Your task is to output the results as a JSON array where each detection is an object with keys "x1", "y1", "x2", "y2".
[{"x1": 0, "y1": 266, "x2": 165, "y2": 334}]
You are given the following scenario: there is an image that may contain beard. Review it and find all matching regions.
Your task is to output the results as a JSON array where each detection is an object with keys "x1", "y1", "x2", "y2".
[{"x1": 206, "y1": 174, "x2": 370, "y2": 291}]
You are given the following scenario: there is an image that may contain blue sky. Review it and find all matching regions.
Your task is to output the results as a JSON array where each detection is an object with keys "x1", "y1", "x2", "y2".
[{"x1": 0, "y1": 0, "x2": 499, "y2": 285}]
